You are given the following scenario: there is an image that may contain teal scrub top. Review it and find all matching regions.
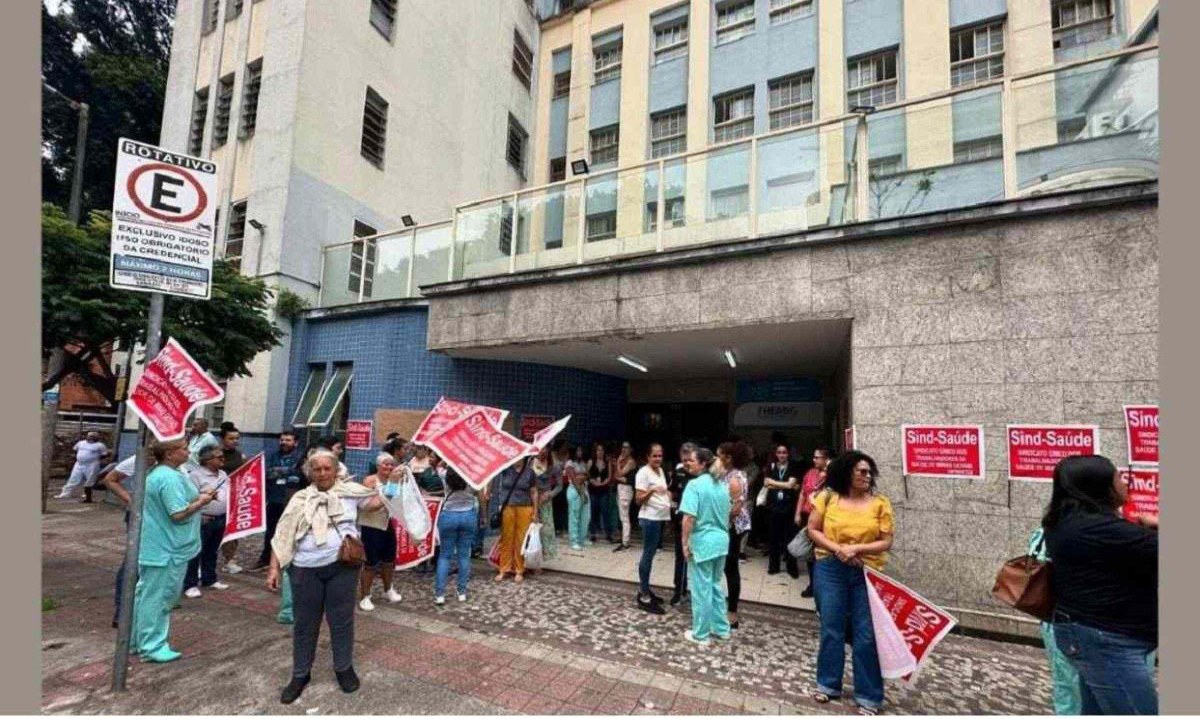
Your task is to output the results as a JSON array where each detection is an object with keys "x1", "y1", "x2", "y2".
[
  {"x1": 138, "y1": 464, "x2": 201, "y2": 567},
  {"x1": 679, "y1": 472, "x2": 731, "y2": 563}
]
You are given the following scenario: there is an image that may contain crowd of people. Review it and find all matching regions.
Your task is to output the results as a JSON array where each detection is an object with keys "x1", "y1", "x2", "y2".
[{"x1": 65, "y1": 418, "x2": 1158, "y2": 714}]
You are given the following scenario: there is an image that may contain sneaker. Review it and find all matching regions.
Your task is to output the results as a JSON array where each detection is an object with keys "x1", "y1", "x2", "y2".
[
  {"x1": 335, "y1": 666, "x2": 361, "y2": 694},
  {"x1": 637, "y1": 594, "x2": 666, "y2": 615},
  {"x1": 280, "y1": 674, "x2": 310, "y2": 705},
  {"x1": 612, "y1": 544, "x2": 628, "y2": 553},
  {"x1": 712, "y1": 632, "x2": 732, "y2": 642},
  {"x1": 585, "y1": 539, "x2": 595, "y2": 546},
  {"x1": 457, "y1": 593, "x2": 467, "y2": 603},
  {"x1": 210, "y1": 581, "x2": 230, "y2": 590},
  {"x1": 683, "y1": 630, "x2": 710, "y2": 646},
  {"x1": 385, "y1": 588, "x2": 403, "y2": 603},
  {"x1": 359, "y1": 596, "x2": 375, "y2": 611},
  {"x1": 669, "y1": 593, "x2": 683, "y2": 607},
  {"x1": 141, "y1": 646, "x2": 183, "y2": 663},
  {"x1": 570, "y1": 544, "x2": 583, "y2": 551},
  {"x1": 801, "y1": 585, "x2": 815, "y2": 598},
  {"x1": 184, "y1": 587, "x2": 202, "y2": 599},
  {"x1": 225, "y1": 562, "x2": 244, "y2": 574},
  {"x1": 434, "y1": 596, "x2": 445, "y2": 606}
]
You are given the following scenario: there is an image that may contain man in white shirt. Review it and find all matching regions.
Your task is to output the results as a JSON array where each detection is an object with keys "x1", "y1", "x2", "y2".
[
  {"x1": 57, "y1": 431, "x2": 110, "y2": 500},
  {"x1": 634, "y1": 443, "x2": 671, "y2": 615},
  {"x1": 183, "y1": 446, "x2": 231, "y2": 597}
]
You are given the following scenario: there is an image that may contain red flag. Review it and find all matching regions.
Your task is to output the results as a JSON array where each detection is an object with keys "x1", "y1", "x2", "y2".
[
  {"x1": 864, "y1": 567, "x2": 957, "y2": 685},
  {"x1": 427, "y1": 408, "x2": 534, "y2": 490},
  {"x1": 527, "y1": 415, "x2": 571, "y2": 455},
  {"x1": 412, "y1": 397, "x2": 509, "y2": 447},
  {"x1": 394, "y1": 498, "x2": 443, "y2": 569},
  {"x1": 127, "y1": 338, "x2": 225, "y2": 441},
  {"x1": 221, "y1": 453, "x2": 266, "y2": 544}
]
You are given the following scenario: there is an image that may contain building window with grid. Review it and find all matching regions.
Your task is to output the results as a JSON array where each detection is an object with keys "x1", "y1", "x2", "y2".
[
  {"x1": 361, "y1": 87, "x2": 388, "y2": 168},
  {"x1": 769, "y1": 0, "x2": 813, "y2": 25},
  {"x1": 507, "y1": 114, "x2": 528, "y2": 176},
  {"x1": 847, "y1": 50, "x2": 899, "y2": 110},
  {"x1": 293, "y1": 364, "x2": 354, "y2": 443},
  {"x1": 213, "y1": 74, "x2": 234, "y2": 148},
  {"x1": 513, "y1": 31, "x2": 534, "y2": 90},
  {"x1": 593, "y1": 42, "x2": 622, "y2": 84},
  {"x1": 225, "y1": 201, "x2": 247, "y2": 270},
  {"x1": 203, "y1": 0, "x2": 220, "y2": 34},
  {"x1": 950, "y1": 21, "x2": 1004, "y2": 88},
  {"x1": 590, "y1": 125, "x2": 620, "y2": 168},
  {"x1": 650, "y1": 107, "x2": 687, "y2": 159},
  {"x1": 653, "y1": 18, "x2": 688, "y2": 64},
  {"x1": 645, "y1": 196, "x2": 686, "y2": 232},
  {"x1": 953, "y1": 136, "x2": 1003, "y2": 163},
  {"x1": 370, "y1": 0, "x2": 397, "y2": 40},
  {"x1": 868, "y1": 154, "x2": 903, "y2": 178},
  {"x1": 553, "y1": 69, "x2": 571, "y2": 99},
  {"x1": 715, "y1": 0, "x2": 756, "y2": 45},
  {"x1": 586, "y1": 211, "x2": 617, "y2": 241},
  {"x1": 768, "y1": 72, "x2": 814, "y2": 130},
  {"x1": 189, "y1": 87, "x2": 209, "y2": 156},
  {"x1": 226, "y1": 0, "x2": 244, "y2": 21},
  {"x1": 710, "y1": 186, "x2": 750, "y2": 218},
  {"x1": 713, "y1": 87, "x2": 755, "y2": 142},
  {"x1": 349, "y1": 220, "x2": 378, "y2": 298},
  {"x1": 239, "y1": 59, "x2": 262, "y2": 139},
  {"x1": 549, "y1": 157, "x2": 566, "y2": 182},
  {"x1": 1052, "y1": 0, "x2": 1114, "y2": 50}
]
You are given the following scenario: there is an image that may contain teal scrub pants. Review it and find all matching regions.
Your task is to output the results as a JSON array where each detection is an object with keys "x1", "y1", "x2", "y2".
[
  {"x1": 688, "y1": 555, "x2": 731, "y2": 640},
  {"x1": 566, "y1": 485, "x2": 589, "y2": 547},
  {"x1": 132, "y1": 560, "x2": 188, "y2": 656},
  {"x1": 277, "y1": 568, "x2": 293, "y2": 624}
]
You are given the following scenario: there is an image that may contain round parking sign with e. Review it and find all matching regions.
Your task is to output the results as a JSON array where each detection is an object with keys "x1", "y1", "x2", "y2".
[{"x1": 125, "y1": 163, "x2": 209, "y2": 223}]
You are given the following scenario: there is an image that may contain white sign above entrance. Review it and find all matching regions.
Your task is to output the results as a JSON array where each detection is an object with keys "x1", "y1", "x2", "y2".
[{"x1": 732, "y1": 402, "x2": 823, "y2": 428}]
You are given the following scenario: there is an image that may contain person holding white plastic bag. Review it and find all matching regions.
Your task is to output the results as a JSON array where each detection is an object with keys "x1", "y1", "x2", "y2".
[
  {"x1": 484, "y1": 458, "x2": 540, "y2": 583},
  {"x1": 356, "y1": 454, "x2": 405, "y2": 611}
]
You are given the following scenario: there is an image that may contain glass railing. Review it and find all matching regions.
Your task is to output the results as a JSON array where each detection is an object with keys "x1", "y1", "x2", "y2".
[{"x1": 318, "y1": 45, "x2": 1157, "y2": 308}]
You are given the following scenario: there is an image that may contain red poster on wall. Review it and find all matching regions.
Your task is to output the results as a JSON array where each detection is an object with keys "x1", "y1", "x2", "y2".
[
  {"x1": 1123, "y1": 405, "x2": 1159, "y2": 466},
  {"x1": 221, "y1": 453, "x2": 266, "y2": 544},
  {"x1": 428, "y1": 408, "x2": 534, "y2": 490},
  {"x1": 1120, "y1": 467, "x2": 1159, "y2": 522},
  {"x1": 1006, "y1": 425, "x2": 1099, "y2": 482},
  {"x1": 519, "y1": 414, "x2": 555, "y2": 442},
  {"x1": 395, "y1": 497, "x2": 443, "y2": 569},
  {"x1": 901, "y1": 425, "x2": 984, "y2": 479},
  {"x1": 344, "y1": 420, "x2": 373, "y2": 450}
]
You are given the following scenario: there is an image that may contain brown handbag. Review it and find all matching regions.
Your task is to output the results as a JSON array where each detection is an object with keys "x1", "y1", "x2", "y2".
[
  {"x1": 334, "y1": 524, "x2": 366, "y2": 568},
  {"x1": 992, "y1": 551, "x2": 1054, "y2": 621}
]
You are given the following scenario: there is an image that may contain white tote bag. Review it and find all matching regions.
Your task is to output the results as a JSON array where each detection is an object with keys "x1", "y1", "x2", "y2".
[
  {"x1": 395, "y1": 476, "x2": 431, "y2": 542},
  {"x1": 522, "y1": 522, "x2": 544, "y2": 570}
]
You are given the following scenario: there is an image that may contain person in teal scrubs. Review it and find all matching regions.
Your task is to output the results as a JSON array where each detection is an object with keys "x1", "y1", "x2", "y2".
[
  {"x1": 132, "y1": 439, "x2": 217, "y2": 663},
  {"x1": 679, "y1": 446, "x2": 732, "y2": 645}
]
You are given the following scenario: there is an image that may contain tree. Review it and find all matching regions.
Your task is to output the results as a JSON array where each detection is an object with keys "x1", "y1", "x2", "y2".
[{"x1": 42, "y1": 203, "x2": 285, "y2": 401}]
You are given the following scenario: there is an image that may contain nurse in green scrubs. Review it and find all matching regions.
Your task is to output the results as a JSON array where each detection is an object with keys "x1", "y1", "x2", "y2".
[
  {"x1": 679, "y1": 446, "x2": 732, "y2": 645},
  {"x1": 132, "y1": 439, "x2": 217, "y2": 663}
]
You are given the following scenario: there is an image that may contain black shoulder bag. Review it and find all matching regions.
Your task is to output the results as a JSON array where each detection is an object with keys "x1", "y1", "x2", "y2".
[{"x1": 489, "y1": 474, "x2": 520, "y2": 530}]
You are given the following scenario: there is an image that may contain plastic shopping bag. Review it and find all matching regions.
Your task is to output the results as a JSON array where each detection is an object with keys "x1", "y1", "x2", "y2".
[
  {"x1": 522, "y1": 522, "x2": 544, "y2": 570},
  {"x1": 487, "y1": 538, "x2": 503, "y2": 569},
  {"x1": 396, "y1": 477, "x2": 431, "y2": 542}
]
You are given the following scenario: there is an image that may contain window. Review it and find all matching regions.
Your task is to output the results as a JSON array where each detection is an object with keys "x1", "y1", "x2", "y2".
[
  {"x1": 226, "y1": 0, "x2": 244, "y2": 21},
  {"x1": 1052, "y1": 0, "x2": 1114, "y2": 50},
  {"x1": 225, "y1": 201, "x2": 247, "y2": 270},
  {"x1": 847, "y1": 50, "x2": 899, "y2": 109},
  {"x1": 189, "y1": 87, "x2": 209, "y2": 156},
  {"x1": 868, "y1": 154, "x2": 902, "y2": 178},
  {"x1": 239, "y1": 59, "x2": 262, "y2": 138},
  {"x1": 768, "y1": 72, "x2": 814, "y2": 130},
  {"x1": 590, "y1": 125, "x2": 620, "y2": 168},
  {"x1": 361, "y1": 87, "x2": 388, "y2": 168},
  {"x1": 645, "y1": 197, "x2": 686, "y2": 232},
  {"x1": 507, "y1": 114, "x2": 528, "y2": 176},
  {"x1": 715, "y1": 0, "x2": 756, "y2": 45},
  {"x1": 370, "y1": 0, "x2": 397, "y2": 40},
  {"x1": 769, "y1": 0, "x2": 812, "y2": 25},
  {"x1": 593, "y1": 42, "x2": 622, "y2": 84},
  {"x1": 499, "y1": 204, "x2": 515, "y2": 256},
  {"x1": 713, "y1": 87, "x2": 755, "y2": 142},
  {"x1": 349, "y1": 221, "x2": 377, "y2": 298},
  {"x1": 549, "y1": 157, "x2": 566, "y2": 182},
  {"x1": 203, "y1": 0, "x2": 220, "y2": 34},
  {"x1": 553, "y1": 69, "x2": 571, "y2": 98},
  {"x1": 308, "y1": 364, "x2": 354, "y2": 428},
  {"x1": 653, "y1": 18, "x2": 688, "y2": 64},
  {"x1": 290, "y1": 365, "x2": 327, "y2": 427},
  {"x1": 513, "y1": 31, "x2": 534, "y2": 90},
  {"x1": 650, "y1": 107, "x2": 687, "y2": 158},
  {"x1": 586, "y1": 211, "x2": 617, "y2": 241},
  {"x1": 950, "y1": 21, "x2": 1004, "y2": 88},
  {"x1": 710, "y1": 186, "x2": 749, "y2": 218},
  {"x1": 213, "y1": 73, "x2": 234, "y2": 148},
  {"x1": 953, "y1": 136, "x2": 1003, "y2": 163}
]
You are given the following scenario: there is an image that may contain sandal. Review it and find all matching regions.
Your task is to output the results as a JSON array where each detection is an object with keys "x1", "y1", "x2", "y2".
[
  {"x1": 514, "y1": 573, "x2": 525, "y2": 584},
  {"x1": 494, "y1": 573, "x2": 507, "y2": 582},
  {"x1": 811, "y1": 692, "x2": 832, "y2": 704},
  {"x1": 857, "y1": 706, "x2": 879, "y2": 716}
]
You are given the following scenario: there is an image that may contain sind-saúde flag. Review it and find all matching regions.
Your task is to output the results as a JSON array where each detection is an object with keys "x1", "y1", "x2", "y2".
[
  {"x1": 427, "y1": 408, "x2": 534, "y2": 490},
  {"x1": 411, "y1": 397, "x2": 509, "y2": 447},
  {"x1": 127, "y1": 338, "x2": 225, "y2": 441},
  {"x1": 864, "y1": 567, "x2": 957, "y2": 685},
  {"x1": 221, "y1": 453, "x2": 266, "y2": 544},
  {"x1": 394, "y1": 498, "x2": 443, "y2": 570}
]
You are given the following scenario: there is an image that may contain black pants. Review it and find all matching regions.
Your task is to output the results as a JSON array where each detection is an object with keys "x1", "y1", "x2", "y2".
[
  {"x1": 799, "y1": 511, "x2": 815, "y2": 586},
  {"x1": 258, "y1": 502, "x2": 286, "y2": 565},
  {"x1": 184, "y1": 515, "x2": 226, "y2": 589},
  {"x1": 725, "y1": 530, "x2": 746, "y2": 613},
  {"x1": 767, "y1": 511, "x2": 799, "y2": 574},
  {"x1": 290, "y1": 562, "x2": 357, "y2": 679},
  {"x1": 671, "y1": 516, "x2": 688, "y2": 596}
]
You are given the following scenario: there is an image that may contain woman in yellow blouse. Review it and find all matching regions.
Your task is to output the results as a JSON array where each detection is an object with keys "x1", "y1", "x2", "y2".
[{"x1": 806, "y1": 451, "x2": 894, "y2": 716}]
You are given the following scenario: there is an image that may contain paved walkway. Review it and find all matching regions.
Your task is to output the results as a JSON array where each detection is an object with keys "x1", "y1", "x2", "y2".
[{"x1": 41, "y1": 501, "x2": 1055, "y2": 715}]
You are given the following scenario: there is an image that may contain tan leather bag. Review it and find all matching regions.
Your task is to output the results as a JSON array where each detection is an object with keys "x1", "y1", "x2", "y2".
[
  {"x1": 992, "y1": 553, "x2": 1054, "y2": 621},
  {"x1": 335, "y1": 525, "x2": 366, "y2": 569}
]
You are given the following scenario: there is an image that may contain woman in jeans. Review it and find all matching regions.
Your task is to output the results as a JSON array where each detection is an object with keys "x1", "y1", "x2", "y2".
[
  {"x1": 487, "y1": 458, "x2": 541, "y2": 583},
  {"x1": 612, "y1": 441, "x2": 638, "y2": 552},
  {"x1": 435, "y1": 468, "x2": 479, "y2": 604},
  {"x1": 634, "y1": 443, "x2": 670, "y2": 613},
  {"x1": 267, "y1": 449, "x2": 385, "y2": 704},
  {"x1": 357, "y1": 453, "x2": 405, "y2": 611},
  {"x1": 715, "y1": 440, "x2": 751, "y2": 629},
  {"x1": 807, "y1": 450, "x2": 894, "y2": 716},
  {"x1": 587, "y1": 441, "x2": 613, "y2": 543},
  {"x1": 1044, "y1": 455, "x2": 1158, "y2": 715}
]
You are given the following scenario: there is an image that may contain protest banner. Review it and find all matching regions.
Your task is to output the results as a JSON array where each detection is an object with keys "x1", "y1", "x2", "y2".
[
  {"x1": 127, "y1": 338, "x2": 225, "y2": 441},
  {"x1": 412, "y1": 397, "x2": 509, "y2": 446},
  {"x1": 221, "y1": 453, "x2": 266, "y2": 544},
  {"x1": 1006, "y1": 425, "x2": 1099, "y2": 482},
  {"x1": 395, "y1": 498, "x2": 443, "y2": 569},
  {"x1": 1123, "y1": 405, "x2": 1159, "y2": 466},
  {"x1": 901, "y1": 425, "x2": 985, "y2": 479},
  {"x1": 528, "y1": 415, "x2": 571, "y2": 454},
  {"x1": 520, "y1": 414, "x2": 555, "y2": 442},
  {"x1": 865, "y1": 567, "x2": 958, "y2": 684},
  {"x1": 1120, "y1": 467, "x2": 1160, "y2": 522},
  {"x1": 344, "y1": 420, "x2": 374, "y2": 451},
  {"x1": 427, "y1": 408, "x2": 534, "y2": 490}
]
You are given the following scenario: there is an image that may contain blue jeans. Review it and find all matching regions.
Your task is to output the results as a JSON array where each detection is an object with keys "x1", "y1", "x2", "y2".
[
  {"x1": 813, "y1": 558, "x2": 884, "y2": 710},
  {"x1": 435, "y1": 509, "x2": 478, "y2": 597},
  {"x1": 638, "y1": 519, "x2": 665, "y2": 595},
  {"x1": 1053, "y1": 615, "x2": 1158, "y2": 715},
  {"x1": 589, "y1": 489, "x2": 614, "y2": 539}
]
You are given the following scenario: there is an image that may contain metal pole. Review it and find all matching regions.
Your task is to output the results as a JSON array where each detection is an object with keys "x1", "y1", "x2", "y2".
[
  {"x1": 111, "y1": 292, "x2": 164, "y2": 691},
  {"x1": 68, "y1": 103, "x2": 90, "y2": 225}
]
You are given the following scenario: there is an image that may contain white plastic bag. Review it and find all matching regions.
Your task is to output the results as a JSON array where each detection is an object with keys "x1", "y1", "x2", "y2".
[
  {"x1": 395, "y1": 475, "x2": 431, "y2": 542},
  {"x1": 522, "y1": 522, "x2": 543, "y2": 570}
]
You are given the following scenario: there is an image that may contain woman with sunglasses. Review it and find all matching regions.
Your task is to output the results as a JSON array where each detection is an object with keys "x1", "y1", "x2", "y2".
[{"x1": 806, "y1": 451, "x2": 894, "y2": 716}]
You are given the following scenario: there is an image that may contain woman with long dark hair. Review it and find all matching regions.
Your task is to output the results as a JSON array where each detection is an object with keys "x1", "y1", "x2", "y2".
[
  {"x1": 715, "y1": 440, "x2": 751, "y2": 629},
  {"x1": 1043, "y1": 454, "x2": 1158, "y2": 715}
]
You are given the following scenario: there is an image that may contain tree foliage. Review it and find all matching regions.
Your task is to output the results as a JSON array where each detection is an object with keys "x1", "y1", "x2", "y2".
[{"x1": 42, "y1": 203, "x2": 284, "y2": 401}]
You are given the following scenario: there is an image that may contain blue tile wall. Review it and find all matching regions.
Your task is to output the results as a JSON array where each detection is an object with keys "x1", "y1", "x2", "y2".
[{"x1": 284, "y1": 307, "x2": 628, "y2": 478}]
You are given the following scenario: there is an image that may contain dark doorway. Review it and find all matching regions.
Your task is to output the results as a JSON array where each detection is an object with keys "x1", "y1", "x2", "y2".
[{"x1": 625, "y1": 402, "x2": 729, "y2": 460}]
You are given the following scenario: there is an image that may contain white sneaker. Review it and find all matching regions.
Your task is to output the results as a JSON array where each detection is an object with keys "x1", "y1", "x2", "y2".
[
  {"x1": 684, "y1": 630, "x2": 710, "y2": 646},
  {"x1": 457, "y1": 593, "x2": 467, "y2": 603},
  {"x1": 224, "y1": 562, "x2": 244, "y2": 574},
  {"x1": 359, "y1": 596, "x2": 375, "y2": 611},
  {"x1": 570, "y1": 544, "x2": 582, "y2": 551},
  {"x1": 385, "y1": 588, "x2": 403, "y2": 603},
  {"x1": 210, "y1": 582, "x2": 230, "y2": 590},
  {"x1": 184, "y1": 587, "x2": 202, "y2": 599},
  {"x1": 434, "y1": 596, "x2": 445, "y2": 606}
]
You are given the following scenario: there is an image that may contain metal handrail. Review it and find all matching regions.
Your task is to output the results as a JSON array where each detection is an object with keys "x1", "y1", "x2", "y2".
[{"x1": 321, "y1": 218, "x2": 453, "y2": 252}]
